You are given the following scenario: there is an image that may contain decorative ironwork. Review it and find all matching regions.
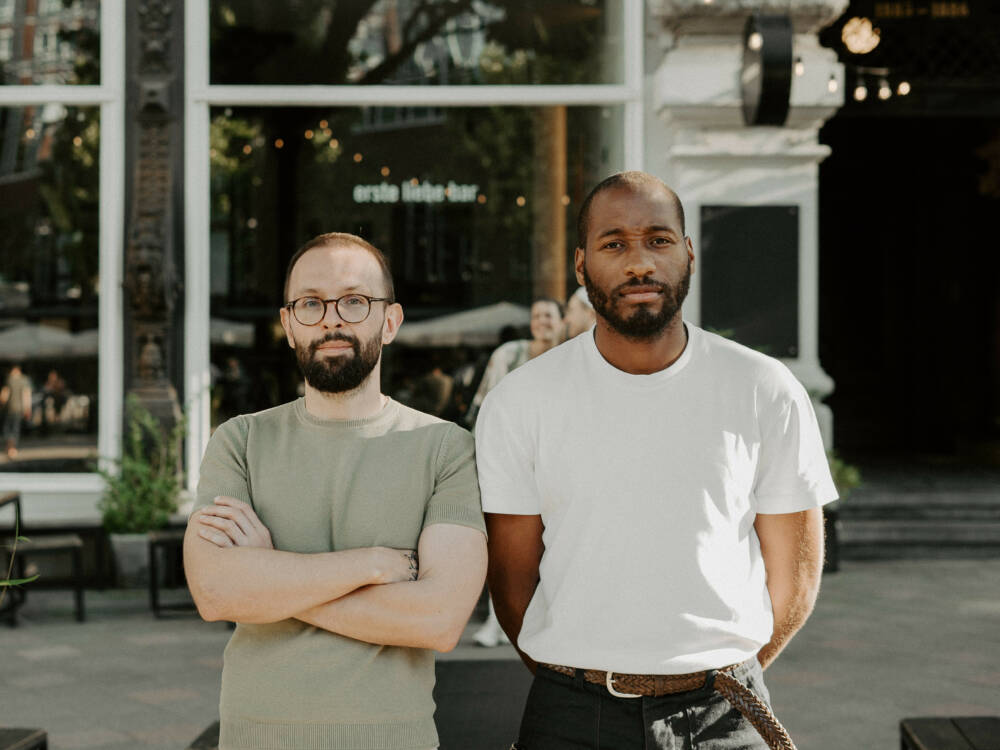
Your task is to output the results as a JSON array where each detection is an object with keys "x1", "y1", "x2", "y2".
[{"x1": 123, "y1": 0, "x2": 179, "y2": 408}]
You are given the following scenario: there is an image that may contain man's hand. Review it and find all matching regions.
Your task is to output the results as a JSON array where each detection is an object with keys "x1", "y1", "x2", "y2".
[
  {"x1": 195, "y1": 495, "x2": 418, "y2": 584},
  {"x1": 195, "y1": 496, "x2": 273, "y2": 549}
]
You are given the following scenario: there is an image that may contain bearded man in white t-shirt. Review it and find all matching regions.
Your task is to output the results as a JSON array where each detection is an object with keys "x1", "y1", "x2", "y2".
[{"x1": 475, "y1": 171, "x2": 837, "y2": 750}]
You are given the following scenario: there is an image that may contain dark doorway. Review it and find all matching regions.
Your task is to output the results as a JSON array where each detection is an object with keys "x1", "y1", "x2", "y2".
[{"x1": 819, "y1": 116, "x2": 1000, "y2": 466}]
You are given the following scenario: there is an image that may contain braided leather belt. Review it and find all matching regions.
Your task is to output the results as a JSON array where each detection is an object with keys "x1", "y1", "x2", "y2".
[
  {"x1": 539, "y1": 662, "x2": 798, "y2": 750},
  {"x1": 540, "y1": 662, "x2": 725, "y2": 697}
]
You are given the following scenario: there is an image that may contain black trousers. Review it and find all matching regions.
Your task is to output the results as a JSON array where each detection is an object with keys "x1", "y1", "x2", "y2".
[{"x1": 515, "y1": 659, "x2": 774, "y2": 750}]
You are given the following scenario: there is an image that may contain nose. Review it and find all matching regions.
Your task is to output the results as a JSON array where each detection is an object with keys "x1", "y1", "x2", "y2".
[
  {"x1": 623, "y1": 246, "x2": 656, "y2": 278},
  {"x1": 321, "y1": 301, "x2": 346, "y2": 329}
]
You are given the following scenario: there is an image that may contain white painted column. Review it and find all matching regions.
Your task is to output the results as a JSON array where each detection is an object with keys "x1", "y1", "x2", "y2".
[{"x1": 646, "y1": 1, "x2": 846, "y2": 446}]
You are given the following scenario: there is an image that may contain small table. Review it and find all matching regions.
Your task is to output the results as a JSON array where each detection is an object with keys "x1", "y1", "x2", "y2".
[
  {"x1": 901, "y1": 717, "x2": 1000, "y2": 750},
  {"x1": 0, "y1": 728, "x2": 48, "y2": 750},
  {"x1": 148, "y1": 526, "x2": 196, "y2": 617}
]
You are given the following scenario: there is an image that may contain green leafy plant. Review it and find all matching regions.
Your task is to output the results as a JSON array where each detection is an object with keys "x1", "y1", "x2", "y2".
[
  {"x1": 97, "y1": 395, "x2": 186, "y2": 534},
  {"x1": 827, "y1": 450, "x2": 862, "y2": 500},
  {"x1": 0, "y1": 525, "x2": 39, "y2": 609}
]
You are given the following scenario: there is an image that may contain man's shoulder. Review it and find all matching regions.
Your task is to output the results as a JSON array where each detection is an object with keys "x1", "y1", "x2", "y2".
[
  {"x1": 696, "y1": 326, "x2": 805, "y2": 396},
  {"x1": 214, "y1": 400, "x2": 297, "y2": 440}
]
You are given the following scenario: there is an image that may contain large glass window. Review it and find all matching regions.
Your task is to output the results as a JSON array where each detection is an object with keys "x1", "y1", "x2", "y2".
[
  {"x1": 0, "y1": 104, "x2": 99, "y2": 472},
  {"x1": 210, "y1": 0, "x2": 623, "y2": 85},
  {"x1": 0, "y1": 0, "x2": 100, "y2": 86},
  {"x1": 207, "y1": 104, "x2": 619, "y2": 426}
]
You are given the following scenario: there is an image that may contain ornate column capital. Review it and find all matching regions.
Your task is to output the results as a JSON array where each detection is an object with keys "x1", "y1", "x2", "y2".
[{"x1": 649, "y1": 0, "x2": 848, "y2": 35}]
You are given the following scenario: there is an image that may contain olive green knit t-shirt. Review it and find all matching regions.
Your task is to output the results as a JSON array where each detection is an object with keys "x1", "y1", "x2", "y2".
[{"x1": 194, "y1": 398, "x2": 485, "y2": 750}]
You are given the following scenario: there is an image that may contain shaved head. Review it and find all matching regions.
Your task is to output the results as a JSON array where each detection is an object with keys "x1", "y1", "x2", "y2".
[{"x1": 577, "y1": 171, "x2": 686, "y2": 248}]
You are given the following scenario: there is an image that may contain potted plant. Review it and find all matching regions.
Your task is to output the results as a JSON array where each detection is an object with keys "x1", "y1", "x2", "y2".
[
  {"x1": 98, "y1": 395, "x2": 185, "y2": 587},
  {"x1": 823, "y1": 451, "x2": 862, "y2": 573}
]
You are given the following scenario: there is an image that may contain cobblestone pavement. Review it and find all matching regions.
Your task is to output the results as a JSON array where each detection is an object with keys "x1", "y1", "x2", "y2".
[{"x1": 2, "y1": 559, "x2": 999, "y2": 749}]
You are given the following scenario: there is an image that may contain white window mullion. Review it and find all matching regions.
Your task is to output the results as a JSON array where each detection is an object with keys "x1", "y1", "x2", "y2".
[
  {"x1": 184, "y1": 0, "x2": 212, "y2": 492},
  {"x1": 195, "y1": 84, "x2": 638, "y2": 108},
  {"x1": 623, "y1": 0, "x2": 644, "y2": 171},
  {"x1": 97, "y1": 0, "x2": 125, "y2": 472}
]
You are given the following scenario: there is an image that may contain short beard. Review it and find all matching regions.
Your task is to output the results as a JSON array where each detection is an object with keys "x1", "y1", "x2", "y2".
[
  {"x1": 295, "y1": 331, "x2": 382, "y2": 394},
  {"x1": 582, "y1": 260, "x2": 691, "y2": 341}
]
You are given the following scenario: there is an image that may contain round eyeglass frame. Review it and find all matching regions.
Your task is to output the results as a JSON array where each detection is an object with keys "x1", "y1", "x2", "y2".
[{"x1": 285, "y1": 294, "x2": 392, "y2": 325}]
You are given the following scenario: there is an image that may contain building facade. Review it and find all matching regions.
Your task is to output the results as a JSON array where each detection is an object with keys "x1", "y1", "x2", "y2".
[{"x1": 2, "y1": 0, "x2": 998, "y2": 521}]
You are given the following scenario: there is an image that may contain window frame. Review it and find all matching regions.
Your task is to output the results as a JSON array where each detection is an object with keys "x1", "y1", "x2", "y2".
[
  {"x1": 0, "y1": 0, "x2": 124, "y2": 495},
  {"x1": 184, "y1": 0, "x2": 644, "y2": 490}
]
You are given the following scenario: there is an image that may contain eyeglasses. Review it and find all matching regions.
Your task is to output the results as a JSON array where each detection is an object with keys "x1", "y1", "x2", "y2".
[{"x1": 285, "y1": 294, "x2": 391, "y2": 326}]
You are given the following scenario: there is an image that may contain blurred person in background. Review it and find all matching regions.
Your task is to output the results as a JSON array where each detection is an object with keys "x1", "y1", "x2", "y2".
[
  {"x1": 467, "y1": 297, "x2": 564, "y2": 647},
  {"x1": 564, "y1": 285, "x2": 596, "y2": 339},
  {"x1": 1, "y1": 364, "x2": 32, "y2": 459}
]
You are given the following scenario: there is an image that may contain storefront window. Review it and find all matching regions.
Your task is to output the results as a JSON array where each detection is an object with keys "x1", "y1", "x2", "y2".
[
  {"x1": 210, "y1": 0, "x2": 622, "y2": 85},
  {"x1": 208, "y1": 104, "x2": 619, "y2": 426},
  {"x1": 0, "y1": 0, "x2": 100, "y2": 85},
  {"x1": 0, "y1": 105, "x2": 99, "y2": 472}
]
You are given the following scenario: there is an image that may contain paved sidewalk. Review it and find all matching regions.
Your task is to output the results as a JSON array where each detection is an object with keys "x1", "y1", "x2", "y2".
[{"x1": 2, "y1": 559, "x2": 999, "y2": 749}]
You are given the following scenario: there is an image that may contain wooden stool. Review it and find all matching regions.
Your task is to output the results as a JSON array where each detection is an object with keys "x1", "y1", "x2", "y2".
[
  {"x1": 186, "y1": 721, "x2": 219, "y2": 749},
  {"x1": 148, "y1": 528, "x2": 196, "y2": 617},
  {"x1": 0, "y1": 727, "x2": 48, "y2": 750},
  {"x1": 901, "y1": 717, "x2": 1000, "y2": 750}
]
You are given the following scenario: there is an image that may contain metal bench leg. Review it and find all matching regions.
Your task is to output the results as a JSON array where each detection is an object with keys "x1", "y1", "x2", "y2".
[
  {"x1": 72, "y1": 546, "x2": 85, "y2": 622},
  {"x1": 149, "y1": 538, "x2": 160, "y2": 617}
]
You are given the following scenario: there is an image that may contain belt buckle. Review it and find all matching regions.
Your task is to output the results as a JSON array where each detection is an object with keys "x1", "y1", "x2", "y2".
[{"x1": 605, "y1": 671, "x2": 642, "y2": 699}]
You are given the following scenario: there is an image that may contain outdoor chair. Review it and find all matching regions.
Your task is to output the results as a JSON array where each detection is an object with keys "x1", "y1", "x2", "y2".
[{"x1": 0, "y1": 492, "x2": 85, "y2": 624}]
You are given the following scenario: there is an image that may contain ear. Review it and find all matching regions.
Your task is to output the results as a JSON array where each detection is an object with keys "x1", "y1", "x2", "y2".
[
  {"x1": 381, "y1": 302, "x2": 404, "y2": 345},
  {"x1": 279, "y1": 306, "x2": 296, "y2": 349},
  {"x1": 574, "y1": 246, "x2": 586, "y2": 286},
  {"x1": 685, "y1": 236, "x2": 695, "y2": 274}
]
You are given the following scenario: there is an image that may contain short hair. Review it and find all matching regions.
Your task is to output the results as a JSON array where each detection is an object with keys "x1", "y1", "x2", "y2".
[
  {"x1": 283, "y1": 232, "x2": 395, "y2": 303},
  {"x1": 576, "y1": 171, "x2": 686, "y2": 249},
  {"x1": 568, "y1": 285, "x2": 593, "y2": 310},
  {"x1": 532, "y1": 296, "x2": 564, "y2": 318}
]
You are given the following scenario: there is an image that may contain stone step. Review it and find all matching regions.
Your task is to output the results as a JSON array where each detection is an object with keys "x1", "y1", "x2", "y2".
[{"x1": 838, "y1": 518, "x2": 1000, "y2": 560}]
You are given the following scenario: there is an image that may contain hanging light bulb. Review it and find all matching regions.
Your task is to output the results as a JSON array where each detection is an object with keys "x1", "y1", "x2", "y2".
[
  {"x1": 794, "y1": 57, "x2": 805, "y2": 77},
  {"x1": 748, "y1": 32, "x2": 763, "y2": 51},
  {"x1": 878, "y1": 78, "x2": 891, "y2": 100},
  {"x1": 828, "y1": 73, "x2": 839, "y2": 93},
  {"x1": 854, "y1": 82, "x2": 868, "y2": 101},
  {"x1": 897, "y1": 81, "x2": 911, "y2": 96}
]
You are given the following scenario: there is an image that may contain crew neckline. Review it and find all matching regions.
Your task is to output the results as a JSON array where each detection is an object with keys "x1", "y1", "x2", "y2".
[
  {"x1": 583, "y1": 322, "x2": 697, "y2": 387},
  {"x1": 293, "y1": 396, "x2": 398, "y2": 429}
]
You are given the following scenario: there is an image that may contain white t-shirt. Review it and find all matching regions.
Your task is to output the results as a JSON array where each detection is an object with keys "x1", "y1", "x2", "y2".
[{"x1": 475, "y1": 323, "x2": 838, "y2": 674}]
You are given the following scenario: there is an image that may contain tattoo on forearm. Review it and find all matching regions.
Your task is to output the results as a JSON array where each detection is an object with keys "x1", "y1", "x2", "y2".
[{"x1": 405, "y1": 551, "x2": 418, "y2": 581}]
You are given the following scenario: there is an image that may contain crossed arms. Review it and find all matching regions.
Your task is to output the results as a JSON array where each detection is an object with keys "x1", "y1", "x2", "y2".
[
  {"x1": 183, "y1": 497, "x2": 487, "y2": 652},
  {"x1": 485, "y1": 507, "x2": 824, "y2": 672}
]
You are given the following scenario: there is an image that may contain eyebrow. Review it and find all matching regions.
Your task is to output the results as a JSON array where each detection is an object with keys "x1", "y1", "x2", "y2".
[
  {"x1": 292, "y1": 284, "x2": 367, "y2": 298},
  {"x1": 597, "y1": 224, "x2": 679, "y2": 239}
]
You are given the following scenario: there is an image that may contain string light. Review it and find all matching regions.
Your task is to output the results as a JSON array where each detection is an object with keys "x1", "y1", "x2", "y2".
[
  {"x1": 828, "y1": 74, "x2": 838, "y2": 93},
  {"x1": 353, "y1": 152, "x2": 363, "y2": 163},
  {"x1": 878, "y1": 78, "x2": 892, "y2": 100},
  {"x1": 794, "y1": 57, "x2": 805, "y2": 77},
  {"x1": 515, "y1": 196, "x2": 526, "y2": 207},
  {"x1": 380, "y1": 166, "x2": 390, "y2": 177},
  {"x1": 242, "y1": 144, "x2": 252, "y2": 155},
  {"x1": 304, "y1": 129, "x2": 314, "y2": 140},
  {"x1": 853, "y1": 83, "x2": 868, "y2": 101},
  {"x1": 897, "y1": 81, "x2": 911, "y2": 96},
  {"x1": 274, "y1": 138, "x2": 284, "y2": 149}
]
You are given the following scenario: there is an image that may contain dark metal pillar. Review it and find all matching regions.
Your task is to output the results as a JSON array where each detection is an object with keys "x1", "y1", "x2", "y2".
[{"x1": 122, "y1": 0, "x2": 184, "y2": 428}]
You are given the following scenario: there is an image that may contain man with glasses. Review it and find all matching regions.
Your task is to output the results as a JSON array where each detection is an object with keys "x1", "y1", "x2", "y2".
[
  {"x1": 475, "y1": 172, "x2": 836, "y2": 749},
  {"x1": 184, "y1": 232, "x2": 487, "y2": 750}
]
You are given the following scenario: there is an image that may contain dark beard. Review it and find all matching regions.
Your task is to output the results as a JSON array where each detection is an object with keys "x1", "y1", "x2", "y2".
[
  {"x1": 296, "y1": 332, "x2": 382, "y2": 394},
  {"x1": 582, "y1": 260, "x2": 691, "y2": 340}
]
